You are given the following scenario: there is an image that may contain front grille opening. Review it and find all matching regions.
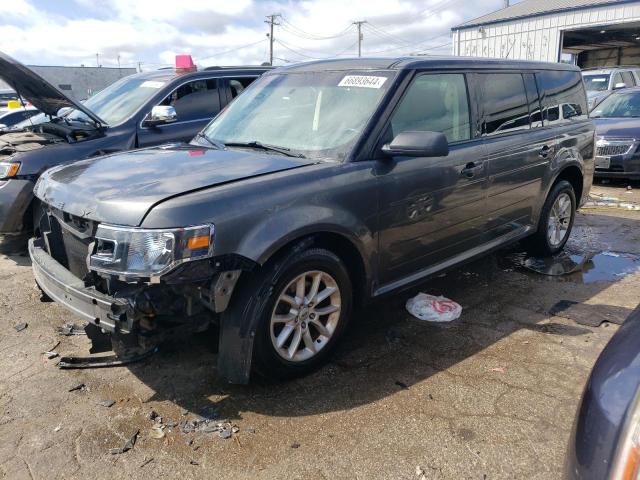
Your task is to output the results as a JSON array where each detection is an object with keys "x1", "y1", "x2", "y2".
[{"x1": 596, "y1": 144, "x2": 633, "y2": 157}]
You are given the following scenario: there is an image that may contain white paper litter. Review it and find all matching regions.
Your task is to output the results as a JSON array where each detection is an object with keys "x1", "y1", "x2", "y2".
[{"x1": 406, "y1": 293, "x2": 462, "y2": 322}]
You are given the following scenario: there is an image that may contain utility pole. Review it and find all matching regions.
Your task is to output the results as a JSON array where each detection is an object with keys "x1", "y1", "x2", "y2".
[
  {"x1": 353, "y1": 21, "x2": 366, "y2": 57},
  {"x1": 504, "y1": 0, "x2": 509, "y2": 7},
  {"x1": 95, "y1": 53, "x2": 100, "y2": 67},
  {"x1": 137, "y1": 61, "x2": 143, "y2": 73},
  {"x1": 265, "y1": 13, "x2": 281, "y2": 66}
]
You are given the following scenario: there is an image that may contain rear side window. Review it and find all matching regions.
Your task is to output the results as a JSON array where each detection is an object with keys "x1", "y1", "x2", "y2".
[
  {"x1": 622, "y1": 71, "x2": 636, "y2": 87},
  {"x1": 229, "y1": 77, "x2": 257, "y2": 99},
  {"x1": 536, "y1": 71, "x2": 587, "y2": 125},
  {"x1": 523, "y1": 73, "x2": 543, "y2": 128},
  {"x1": 159, "y1": 78, "x2": 221, "y2": 122},
  {"x1": 390, "y1": 73, "x2": 471, "y2": 143},
  {"x1": 478, "y1": 73, "x2": 529, "y2": 135}
]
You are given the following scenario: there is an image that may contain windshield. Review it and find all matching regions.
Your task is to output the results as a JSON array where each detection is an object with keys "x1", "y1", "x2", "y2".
[
  {"x1": 591, "y1": 91, "x2": 640, "y2": 118},
  {"x1": 583, "y1": 74, "x2": 610, "y2": 92},
  {"x1": 202, "y1": 70, "x2": 396, "y2": 160},
  {"x1": 65, "y1": 76, "x2": 169, "y2": 126}
]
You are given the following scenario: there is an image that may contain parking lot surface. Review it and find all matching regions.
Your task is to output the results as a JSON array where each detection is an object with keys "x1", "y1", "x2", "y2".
[{"x1": 1, "y1": 184, "x2": 639, "y2": 480}]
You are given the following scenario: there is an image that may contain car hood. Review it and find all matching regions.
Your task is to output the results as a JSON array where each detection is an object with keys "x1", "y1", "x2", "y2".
[
  {"x1": 594, "y1": 117, "x2": 640, "y2": 138},
  {"x1": 0, "y1": 51, "x2": 105, "y2": 126},
  {"x1": 34, "y1": 144, "x2": 315, "y2": 226}
]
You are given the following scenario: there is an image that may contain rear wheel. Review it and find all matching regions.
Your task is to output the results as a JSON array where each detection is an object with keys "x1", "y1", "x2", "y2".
[
  {"x1": 224, "y1": 247, "x2": 352, "y2": 381},
  {"x1": 525, "y1": 180, "x2": 576, "y2": 256}
]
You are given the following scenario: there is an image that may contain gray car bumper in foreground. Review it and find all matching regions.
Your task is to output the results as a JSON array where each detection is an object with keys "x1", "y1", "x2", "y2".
[{"x1": 28, "y1": 238, "x2": 132, "y2": 333}]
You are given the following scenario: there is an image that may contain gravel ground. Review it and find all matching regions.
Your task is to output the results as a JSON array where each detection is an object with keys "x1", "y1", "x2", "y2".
[{"x1": 1, "y1": 184, "x2": 639, "y2": 480}]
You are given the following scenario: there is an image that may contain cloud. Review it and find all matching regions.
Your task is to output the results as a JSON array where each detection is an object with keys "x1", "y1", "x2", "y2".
[{"x1": 0, "y1": 0, "x2": 518, "y2": 68}]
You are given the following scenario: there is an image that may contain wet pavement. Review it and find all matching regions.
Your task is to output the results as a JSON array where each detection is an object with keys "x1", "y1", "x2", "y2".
[{"x1": 1, "y1": 183, "x2": 639, "y2": 479}]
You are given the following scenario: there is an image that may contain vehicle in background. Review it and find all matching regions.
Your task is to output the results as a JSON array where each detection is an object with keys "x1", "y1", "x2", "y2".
[
  {"x1": 565, "y1": 305, "x2": 640, "y2": 480},
  {"x1": 590, "y1": 87, "x2": 640, "y2": 180},
  {"x1": 0, "y1": 51, "x2": 271, "y2": 252},
  {"x1": 0, "y1": 88, "x2": 18, "y2": 107},
  {"x1": 0, "y1": 105, "x2": 39, "y2": 132},
  {"x1": 582, "y1": 66, "x2": 640, "y2": 110},
  {"x1": 30, "y1": 57, "x2": 594, "y2": 384}
]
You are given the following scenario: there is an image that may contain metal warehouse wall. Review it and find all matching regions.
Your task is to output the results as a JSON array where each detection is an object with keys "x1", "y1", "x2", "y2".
[
  {"x1": 452, "y1": 2, "x2": 640, "y2": 62},
  {"x1": 0, "y1": 66, "x2": 136, "y2": 101}
]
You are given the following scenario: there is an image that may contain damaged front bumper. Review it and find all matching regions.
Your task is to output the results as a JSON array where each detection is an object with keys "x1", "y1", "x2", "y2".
[
  {"x1": 29, "y1": 237, "x2": 133, "y2": 333},
  {"x1": 29, "y1": 235, "x2": 257, "y2": 384}
]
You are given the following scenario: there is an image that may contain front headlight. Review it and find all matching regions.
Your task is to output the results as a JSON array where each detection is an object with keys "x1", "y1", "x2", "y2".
[
  {"x1": 89, "y1": 223, "x2": 214, "y2": 280},
  {"x1": 610, "y1": 389, "x2": 640, "y2": 480},
  {"x1": 0, "y1": 161, "x2": 20, "y2": 180}
]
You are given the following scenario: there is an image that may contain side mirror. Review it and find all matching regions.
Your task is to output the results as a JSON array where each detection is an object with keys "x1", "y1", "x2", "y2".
[
  {"x1": 613, "y1": 82, "x2": 627, "y2": 90},
  {"x1": 381, "y1": 131, "x2": 449, "y2": 158},
  {"x1": 143, "y1": 105, "x2": 177, "y2": 127}
]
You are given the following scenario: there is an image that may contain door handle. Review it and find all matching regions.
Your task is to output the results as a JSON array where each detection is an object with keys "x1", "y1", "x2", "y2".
[
  {"x1": 539, "y1": 145, "x2": 553, "y2": 158},
  {"x1": 461, "y1": 162, "x2": 484, "y2": 178}
]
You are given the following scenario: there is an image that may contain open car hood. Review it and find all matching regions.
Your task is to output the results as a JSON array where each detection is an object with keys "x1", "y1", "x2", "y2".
[{"x1": 0, "y1": 51, "x2": 106, "y2": 126}]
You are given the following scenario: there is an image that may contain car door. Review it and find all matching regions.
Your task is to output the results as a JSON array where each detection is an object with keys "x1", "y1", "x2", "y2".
[
  {"x1": 478, "y1": 72, "x2": 552, "y2": 237},
  {"x1": 137, "y1": 77, "x2": 222, "y2": 147},
  {"x1": 376, "y1": 72, "x2": 488, "y2": 287}
]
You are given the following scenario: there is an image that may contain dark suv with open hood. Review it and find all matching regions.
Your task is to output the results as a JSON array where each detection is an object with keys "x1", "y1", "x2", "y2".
[
  {"x1": 0, "y1": 51, "x2": 270, "y2": 251},
  {"x1": 30, "y1": 57, "x2": 594, "y2": 383}
]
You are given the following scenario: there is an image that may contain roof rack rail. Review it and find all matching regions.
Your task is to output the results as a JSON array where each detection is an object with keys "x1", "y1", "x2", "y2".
[{"x1": 203, "y1": 65, "x2": 274, "y2": 71}]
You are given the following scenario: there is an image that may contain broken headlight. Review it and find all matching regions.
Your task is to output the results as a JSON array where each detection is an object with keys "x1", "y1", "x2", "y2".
[{"x1": 89, "y1": 223, "x2": 214, "y2": 280}]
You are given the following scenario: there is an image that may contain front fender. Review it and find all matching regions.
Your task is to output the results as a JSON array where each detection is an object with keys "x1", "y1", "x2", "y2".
[{"x1": 236, "y1": 204, "x2": 373, "y2": 269}]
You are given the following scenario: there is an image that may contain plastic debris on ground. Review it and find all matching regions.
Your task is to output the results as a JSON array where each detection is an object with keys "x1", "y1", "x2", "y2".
[
  {"x1": 58, "y1": 323, "x2": 86, "y2": 336},
  {"x1": 406, "y1": 293, "x2": 462, "y2": 322},
  {"x1": 149, "y1": 425, "x2": 165, "y2": 439},
  {"x1": 109, "y1": 430, "x2": 139, "y2": 455}
]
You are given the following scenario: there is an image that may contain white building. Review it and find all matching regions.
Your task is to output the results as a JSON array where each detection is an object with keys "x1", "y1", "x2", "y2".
[{"x1": 452, "y1": 0, "x2": 640, "y2": 68}]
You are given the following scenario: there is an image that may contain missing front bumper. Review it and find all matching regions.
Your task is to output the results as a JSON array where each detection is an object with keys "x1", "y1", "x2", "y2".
[{"x1": 29, "y1": 238, "x2": 133, "y2": 333}]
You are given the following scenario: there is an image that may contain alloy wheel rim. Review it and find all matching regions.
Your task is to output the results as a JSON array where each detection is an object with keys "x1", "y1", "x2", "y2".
[
  {"x1": 270, "y1": 270, "x2": 341, "y2": 362},
  {"x1": 547, "y1": 193, "x2": 572, "y2": 248}
]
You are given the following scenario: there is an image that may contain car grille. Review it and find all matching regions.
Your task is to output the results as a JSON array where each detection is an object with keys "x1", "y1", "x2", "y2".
[
  {"x1": 596, "y1": 144, "x2": 633, "y2": 157},
  {"x1": 43, "y1": 209, "x2": 95, "y2": 280}
]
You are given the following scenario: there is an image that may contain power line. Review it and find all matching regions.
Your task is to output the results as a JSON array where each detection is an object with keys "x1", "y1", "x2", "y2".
[
  {"x1": 275, "y1": 39, "x2": 360, "y2": 60},
  {"x1": 197, "y1": 38, "x2": 268, "y2": 63},
  {"x1": 363, "y1": 31, "x2": 451, "y2": 55},
  {"x1": 279, "y1": 17, "x2": 353, "y2": 40}
]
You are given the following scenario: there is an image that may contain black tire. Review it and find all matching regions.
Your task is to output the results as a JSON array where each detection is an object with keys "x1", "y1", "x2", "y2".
[
  {"x1": 524, "y1": 180, "x2": 576, "y2": 256},
  {"x1": 223, "y1": 246, "x2": 353, "y2": 381}
]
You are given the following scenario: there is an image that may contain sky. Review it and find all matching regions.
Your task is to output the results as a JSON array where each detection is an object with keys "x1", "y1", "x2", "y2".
[{"x1": 0, "y1": 0, "x2": 522, "y2": 70}]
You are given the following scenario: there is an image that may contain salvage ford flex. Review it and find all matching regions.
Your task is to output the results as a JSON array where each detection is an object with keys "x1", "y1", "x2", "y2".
[{"x1": 29, "y1": 57, "x2": 594, "y2": 383}]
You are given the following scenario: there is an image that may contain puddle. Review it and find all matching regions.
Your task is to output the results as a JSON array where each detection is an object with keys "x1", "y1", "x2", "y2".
[{"x1": 507, "y1": 251, "x2": 640, "y2": 284}]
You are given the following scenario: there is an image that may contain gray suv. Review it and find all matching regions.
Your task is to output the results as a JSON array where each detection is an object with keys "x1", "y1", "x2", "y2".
[
  {"x1": 582, "y1": 66, "x2": 640, "y2": 109},
  {"x1": 29, "y1": 57, "x2": 594, "y2": 383}
]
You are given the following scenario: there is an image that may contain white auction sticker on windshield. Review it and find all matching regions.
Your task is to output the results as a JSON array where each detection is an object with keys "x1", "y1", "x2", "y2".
[
  {"x1": 140, "y1": 81, "x2": 164, "y2": 89},
  {"x1": 338, "y1": 75, "x2": 387, "y2": 89}
]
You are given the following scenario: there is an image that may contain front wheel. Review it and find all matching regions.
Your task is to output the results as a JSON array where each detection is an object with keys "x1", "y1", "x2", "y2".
[
  {"x1": 224, "y1": 247, "x2": 353, "y2": 381},
  {"x1": 525, "y1": 180, "x2": 576, "y2": 256}
]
